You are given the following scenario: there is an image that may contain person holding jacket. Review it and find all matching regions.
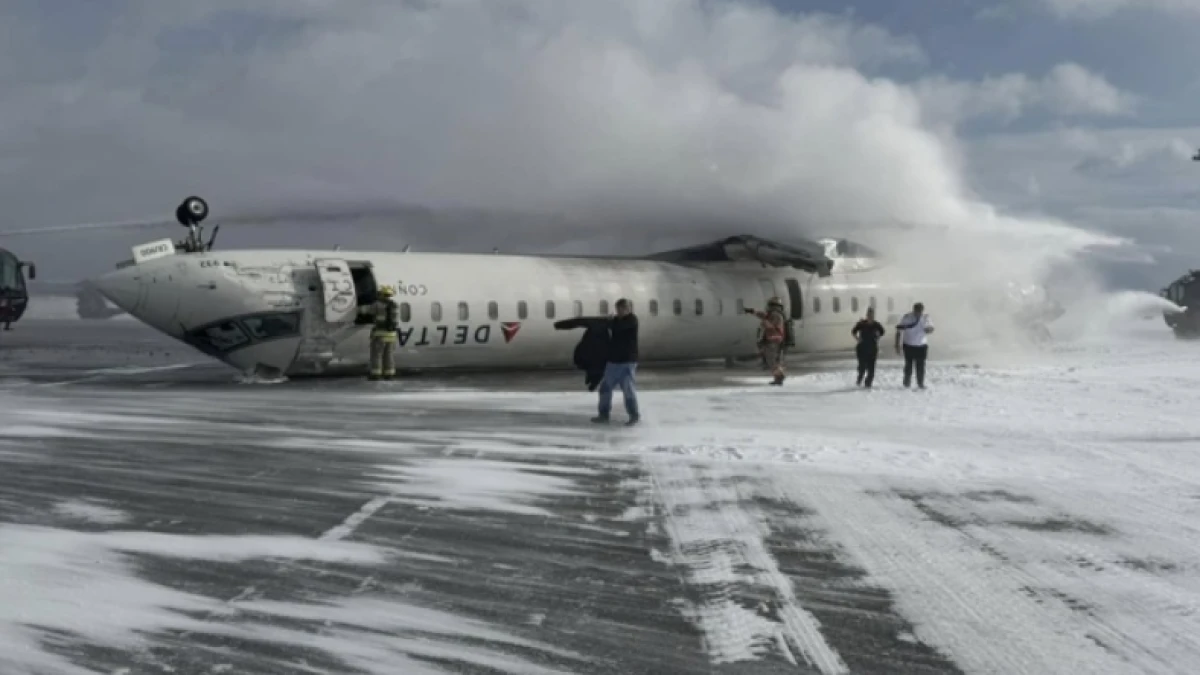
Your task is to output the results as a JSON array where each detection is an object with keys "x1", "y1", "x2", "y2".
[
  {"x1": 851, "y1": 306, "x2": 885, "y2": 388},
  {"x1": 594, "y1": 298, "x2": 640, "y2": 425},
  {"x1": 554, "y1": 298, "x2": 640, "y2": 425}
]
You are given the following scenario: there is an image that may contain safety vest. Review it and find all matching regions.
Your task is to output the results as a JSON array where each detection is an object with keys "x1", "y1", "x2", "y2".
[
  {"x1": 761, "y1": 310, "x2": 785, "y2": 343},
  {"x1": 369, "y1": 300, "x2": 399, "y2": 339}
]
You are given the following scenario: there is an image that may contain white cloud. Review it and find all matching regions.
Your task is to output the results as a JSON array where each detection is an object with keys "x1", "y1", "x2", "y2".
[
  {"x1": 914, "y1": 63, "x2": 1136, "y2": 126},
  {"x1": 1036, "y1": 0, "x2": 1200, "y2": 19},
  {"x1": 963, "y1": 125, "x2": 1200, "y2": 287},
  {"x1": 0, "y1": 0, "x2": 1124, "y2": 286},
  {"x1": 1073, "y1": 137, "x2": 1196, "y2": 176}
]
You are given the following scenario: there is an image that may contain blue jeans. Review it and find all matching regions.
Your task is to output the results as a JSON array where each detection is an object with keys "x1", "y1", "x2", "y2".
[{"x1": 598, "y1": 362, "x2": 639, "y2": 418}]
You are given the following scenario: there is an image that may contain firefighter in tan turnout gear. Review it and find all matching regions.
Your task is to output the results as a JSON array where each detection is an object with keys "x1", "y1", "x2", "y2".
[
  {"x1": 356, "y1": 285, "x2": 400, "y2": 380},
  {"x1": 745, "y1": 296, "x2": 787, "y2": 386}
]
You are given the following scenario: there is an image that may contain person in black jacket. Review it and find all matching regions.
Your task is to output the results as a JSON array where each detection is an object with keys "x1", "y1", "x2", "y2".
[
  {"x1": 596, "y1": 298, "x2": 640, "y2": 425},
  {"x1": 555, "y1": 298, "x2": 640, "y2": 424},
  {"x1": 851, "y1": 306, "x2": 886, "y2": 388}
]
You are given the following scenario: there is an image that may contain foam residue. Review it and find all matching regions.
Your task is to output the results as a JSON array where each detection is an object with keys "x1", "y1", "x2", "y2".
[
  {"x1": 0, "y1": 525, "x2": 574, "y2": 675},
  {"x1": 373, "y1": 457, "x2": 588, "y2": 516},
  {"x1": 643, "y1": 458, "x2": 848, "y2": 672},
  {"x1": 51, "y1": 499, "x2": 130, "y2": 525}
]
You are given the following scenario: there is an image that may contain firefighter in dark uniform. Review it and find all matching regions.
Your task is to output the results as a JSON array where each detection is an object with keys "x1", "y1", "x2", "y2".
[
  {"x1": 356, "y1": 285, "x2": 399, "y2": 380},
  {"x1": 746, "y1": 297, "x2": 787, "y2": 385}
]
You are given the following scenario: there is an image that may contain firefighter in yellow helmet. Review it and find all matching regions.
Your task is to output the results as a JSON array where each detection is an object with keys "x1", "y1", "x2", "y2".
[
  {"x1": 357, "y1": 285, "x2": 400, "y2": 380},
  {"x1": 744, "y1": 296, "x2": 787, "y2": 385}
]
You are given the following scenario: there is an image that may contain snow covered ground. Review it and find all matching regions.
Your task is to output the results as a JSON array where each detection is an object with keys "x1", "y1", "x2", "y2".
[{"x1": 0, "y1": 306, "x2": 1197, "y2": 674}]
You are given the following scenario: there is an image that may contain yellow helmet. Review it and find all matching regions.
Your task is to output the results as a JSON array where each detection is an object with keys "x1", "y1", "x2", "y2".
[
  {"x1": 378, "y1": 285, "x2": 394, "y2": 297},
  {"x1": 767, "y1": 296, "x2": 783, "y2": 307}
]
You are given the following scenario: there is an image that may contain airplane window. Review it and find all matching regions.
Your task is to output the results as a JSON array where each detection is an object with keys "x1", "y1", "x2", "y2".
[
  {"x1": 431, "y1": 302, "x2": 442, "y2": 321},
  {"x1": 488, "y1": 301, "x2": 498, "y2": 320},
  {"x1": 649, "y1": 300, "x2": 659, "y2": 316},
  {"x1": 573, "y1": 300, "x2": 583, "y2": 317},
  {"x1": 191, "y1": 321, "x2": 249, "y2": 352},
  {"x1": 851, "y1": 297, "x2": 859, "y2": 313},
  {"x1": 518, "y1": 301, "x2": 527, "y2": 319},
  {"x1": 241, "y1": 312, "x2": 301, "y2": 340},
  {"x1": 545, "y1": 300, "x2": 555, "y2": 319},
  {"x1": 599, "y1": 300, "x2": 609, "y2": 315},
  {"x1": 833, "y1": 297, "x2": 841, "y2": 313},
  {"x1": 458, "y1": 302, "x2": 469, "y2": 320},
  {"x1": 813, "y1": 297, "x2": 820, "y2": 313},
  {"x1": 673, "y1": 299, "x2": 682, "y2": 315},
  {"x1": 695, "y1": 299, "x2": 703, "y2": 315}
]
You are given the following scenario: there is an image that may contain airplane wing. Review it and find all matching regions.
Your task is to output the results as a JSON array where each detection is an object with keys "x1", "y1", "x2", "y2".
[{"x1": 643, "y1": 235, "x2": 834, "y2": 277}]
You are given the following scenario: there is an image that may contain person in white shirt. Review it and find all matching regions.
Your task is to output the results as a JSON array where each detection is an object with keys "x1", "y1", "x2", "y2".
[{"x1": 894, "y1": 302, "x2": 934, "y2": 388}]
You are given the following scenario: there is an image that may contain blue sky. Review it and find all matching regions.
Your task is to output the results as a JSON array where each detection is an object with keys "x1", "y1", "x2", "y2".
[{"x1": 1, "y1": 0, "x2": 1197, "y2": 289}]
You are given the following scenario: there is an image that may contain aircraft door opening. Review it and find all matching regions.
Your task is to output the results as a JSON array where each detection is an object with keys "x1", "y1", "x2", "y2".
[
  {"x1": 784, "y1": 278, "x2": 803, "y2": 321},
  {"x1": 314, "y1": 258, "x2": 358, "y2": 323}
]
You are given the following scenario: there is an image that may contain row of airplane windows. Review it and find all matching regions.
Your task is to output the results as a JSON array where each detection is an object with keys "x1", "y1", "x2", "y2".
[{"x1": 393, "y1": 295, "x2": 900, "y2": 322}]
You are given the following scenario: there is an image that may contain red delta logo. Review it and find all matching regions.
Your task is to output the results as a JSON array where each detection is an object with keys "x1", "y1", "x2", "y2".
[{"x1": 500, "y1": 322, "x2": 521, "y2": 343}]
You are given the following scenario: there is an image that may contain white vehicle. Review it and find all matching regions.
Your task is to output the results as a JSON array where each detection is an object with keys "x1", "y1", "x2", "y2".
[{"x1": 80, "y1": 197, "x2": 1051, "y2": 378}]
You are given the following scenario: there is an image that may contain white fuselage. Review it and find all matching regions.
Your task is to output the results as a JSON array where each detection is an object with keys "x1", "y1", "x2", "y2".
[{"x1": 91, "y1": 246, "x2": 989, "y2": 377}]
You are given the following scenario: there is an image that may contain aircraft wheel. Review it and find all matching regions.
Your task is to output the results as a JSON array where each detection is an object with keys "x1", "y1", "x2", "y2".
[{"x1": 175, "y1": 196, "x2": 208, "y2": 226}]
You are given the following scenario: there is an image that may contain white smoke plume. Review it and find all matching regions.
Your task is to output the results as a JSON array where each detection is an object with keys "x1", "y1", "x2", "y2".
[{"x1": 1, "y1": 0, "x2": 1131, "y2": 294}]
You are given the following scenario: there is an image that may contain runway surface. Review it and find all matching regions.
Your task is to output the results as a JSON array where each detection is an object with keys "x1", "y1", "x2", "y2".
[{"x1": 2, "y1": 314, "x2": 1198, "y2": 674}]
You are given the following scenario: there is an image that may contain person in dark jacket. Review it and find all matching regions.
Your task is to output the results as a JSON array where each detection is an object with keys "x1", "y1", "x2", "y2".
[
  {"x1": 595, "y1": 298, "x2": 639, "y2": 424},
  {"x1": 553, "y1": 316, "x2": 609, "y2": 391},
  {"x1": 851, "y1": 306, "x2": 886, "y2": 388},
  {"x1": 594, "y1": 299, "x2": 639, "y2": 425},
  {"x1": 555, "y1": 298, "x2": 640, "y2": 424}
]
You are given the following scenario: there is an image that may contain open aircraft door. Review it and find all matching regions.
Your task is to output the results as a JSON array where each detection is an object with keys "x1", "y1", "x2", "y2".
[{"x1": 314, "y1": 258, "x2": 358, "y2": 323}]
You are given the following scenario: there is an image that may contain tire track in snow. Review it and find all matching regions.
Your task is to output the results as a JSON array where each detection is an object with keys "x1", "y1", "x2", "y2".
[
  {"x1": 798, "y1": 477, "x2": 1151, "y2": 675},
  {"x1": 959, "y1": 487, "x2": 1200, "y2": 673},
  {"x1": 643, "y1": 456, "x2": 849, "y2": 673}
]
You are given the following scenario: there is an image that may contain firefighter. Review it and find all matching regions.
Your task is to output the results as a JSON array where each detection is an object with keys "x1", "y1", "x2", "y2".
[
  {"x1": 357, "y1": 285, "x2": 399, "y2": 380},
  {"x1": 745, "y1": 297, "x2": 787, "y2": 385}
]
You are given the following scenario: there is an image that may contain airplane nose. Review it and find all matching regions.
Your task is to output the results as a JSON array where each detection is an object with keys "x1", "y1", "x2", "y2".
[
  {"x1": 92, "y1": 266, "x2": 144, "y2": 314},
  {"x1": 91, "y1": 262, "x2": 183, "y2": 334}
]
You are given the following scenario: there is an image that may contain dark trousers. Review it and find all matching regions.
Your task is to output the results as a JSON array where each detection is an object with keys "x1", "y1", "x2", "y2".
[
  {"x1": 902, "y1": 344, "x2": 928, "y2": 387},
  {"x1": 855, "y1": 343, "x2": 877, "y2": 387}
]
